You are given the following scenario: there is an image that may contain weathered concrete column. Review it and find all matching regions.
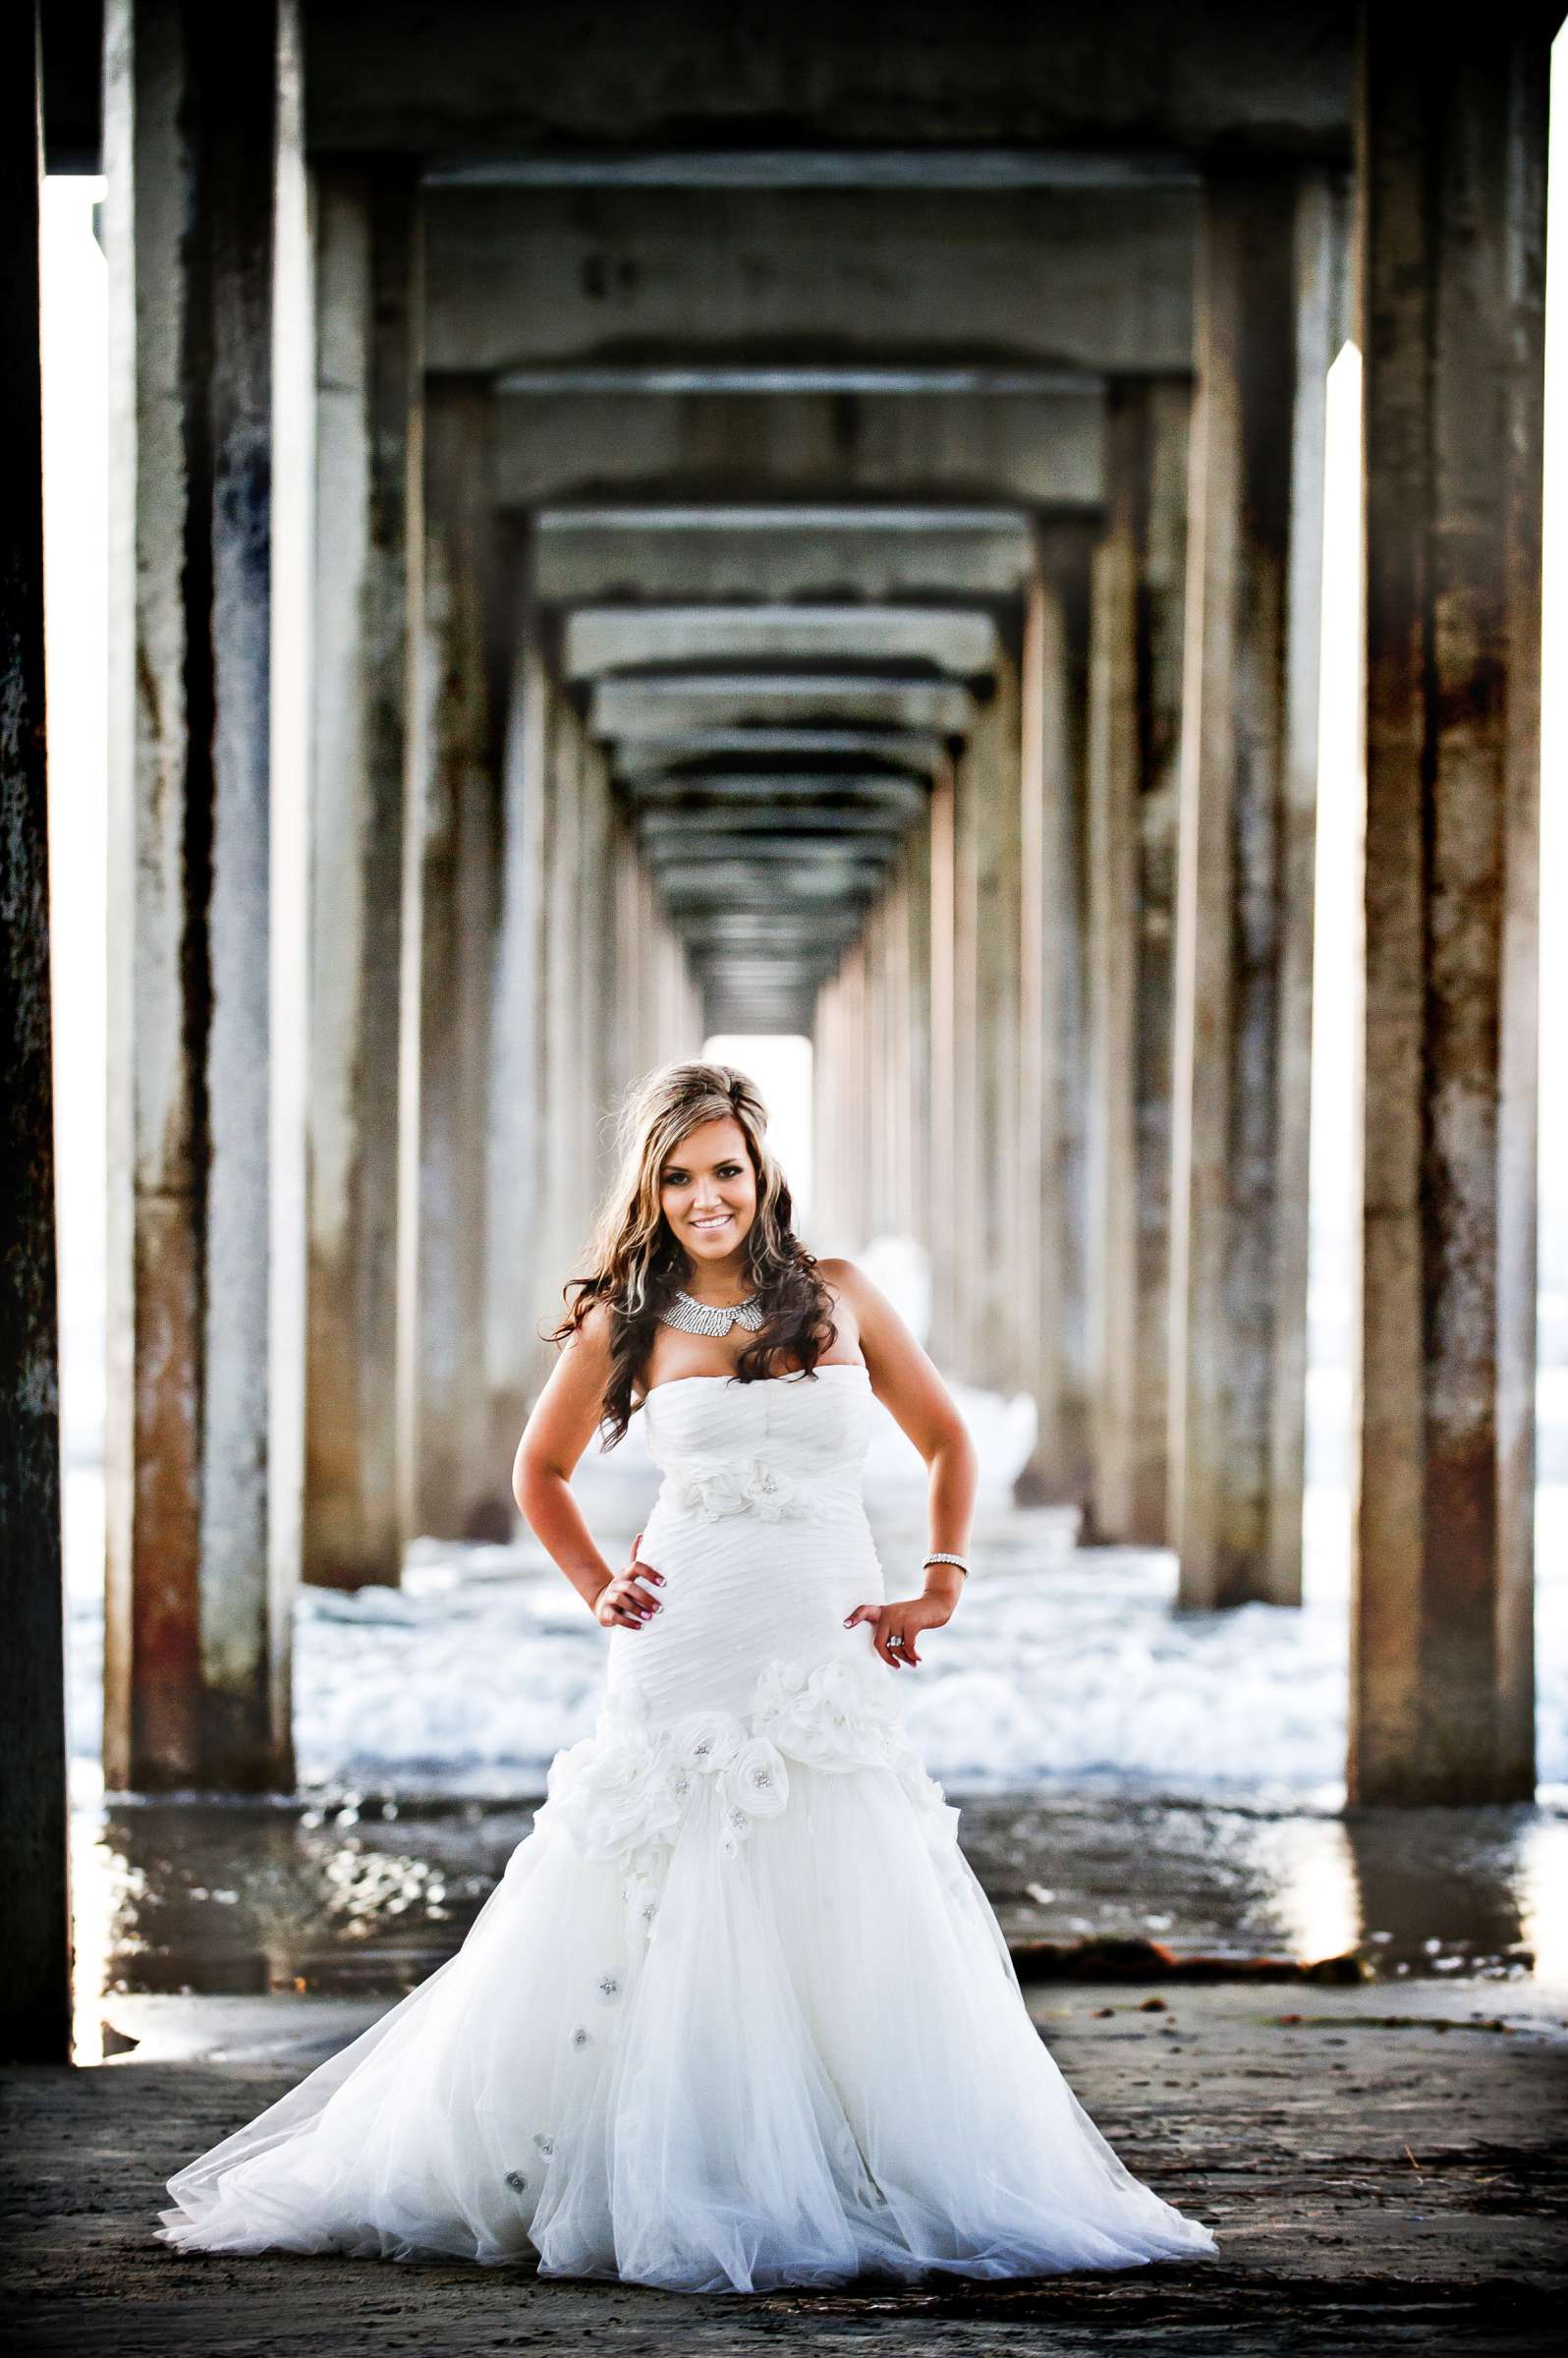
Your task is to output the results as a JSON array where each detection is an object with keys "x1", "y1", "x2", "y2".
[
  {"x1": 884, "y1": 852, "x2": 920, "y2": 1242},
  {"x1": 1, "y1": 13, "x2": 68, "y2": 2058},
  {"x1": 487, "y1": 617, "x2": 552, "y2": 1433},
  {"x1": 925, "y1": 753, "x2": 959, "y2": 1368},
  {"x1": 1085, "y1": 381, "x2": 1190, "y2": 1543},
  {"x1": 965, "y1": 642, "x2": 1027, "y2": 1396},
  {"x1": 903, "y1": 818, "x2": 934, "y2": 1255},
  {"x1": 1168, "y1": 169, "x2": 1329, "y2": 1608},
  {"x1": 608, "y1": 801, "x2": 644, "y2": 1108},
  {"x1": 538, "y1": 684, "x2": 582, "y2": 1337},
  {"x1": 304, "y1": 161, "x2": 421, "y2": 1588},
  {"x1": 811, "y1": 972, "x2": 836, "y2": 1241},
  {"x1": 577, "y1": 737, "x2": 618, "y2": 1206},
  {"x1": 104, "y1": 0, "x2": 289, "y2": 1788},
  {"x1": 864, "y1": 896, "x2": 887, "y2": 1232},
  {"x1": 1350, "y1": 18, "x2": 1547, "y2": 1805},
  {"x1": 411, "y1": 379, "x2": 502, "y2": 1540},
  {"x1": 1019, "y1": 524, "x2": 1094, "y2": 1505},
  {"x1": 948, "y1": 740, "x2": 983, "y2": 1382},
  {"x1": 832, "y1": 937, "x2": 868, "y2": 1251},
  {"x1": 535, "y1": 687, "x2": 620, "y2": 1331}
]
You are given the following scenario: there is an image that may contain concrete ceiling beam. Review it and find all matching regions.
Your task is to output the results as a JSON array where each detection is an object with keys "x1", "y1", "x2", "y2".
[
  {"x1": 533, "y1": 518, "x2": 1037, "y2": 604},
  {"x1": 617, "y1": 729, "x2": 944, "y2": 775},
  {"x1": 565, "y1": 603, "x2": 1001, "y2": 680},
  {"x1": 659, "y1": 858, "x2": 885, "y2": 900},
  {"x1": 622, "y1": 768, "x2": 933, "y2": 815},
  {"x1": 421, "y1": 182, "x2": 1197, "y2": 375},
  {"x1": 490, "y1": 387, "x2": 1105, "y2": 508},
  {"x1": 306, "y1": 2, "x2": 1351, "y2": 160},
  {"x1": 496, "y1": 361, "x2": 1104, "y2": 395},
  {"x1": 427, "y1": 153, "x2": 1206, "y2": 192},
  {"x1": 590, "y1": 673, "x2": 979, "y2": 740},
  {"x1": 682, "y1": 909, "x2": 867, "y2": 940},
  {"x1": 641, "y1": 828, "x2": 904, "y2": 863},
  {"x1": 636, "y1": 809, "x2": 908, "y2": 843}
]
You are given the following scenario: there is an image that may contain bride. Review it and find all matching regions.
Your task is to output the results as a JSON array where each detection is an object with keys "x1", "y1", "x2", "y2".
[{"x1": 159, "y1": 1061, "x2": 1216, "y2": 2291}]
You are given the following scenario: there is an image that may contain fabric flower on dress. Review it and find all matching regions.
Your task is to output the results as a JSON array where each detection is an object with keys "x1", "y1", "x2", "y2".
[
  {"x1": 539, "y1": 1721, "x2": 684, "y2": 1863},
  {"x1": 669, "y1": 1708, "x2": 746, "y2": 1774},
  {"x1": 720, "y1": 1801, "x2": 760, "y2": 1861},
  {"x1": 750, "y1": 1654, "x2": 906, "y2": 1775},
  {"x1": 728, "y1": 1734, "x2": 789, "y2": 1821},
  {"x1": 669, "y1": 1455, "x2": 812, "y2": 1523}
]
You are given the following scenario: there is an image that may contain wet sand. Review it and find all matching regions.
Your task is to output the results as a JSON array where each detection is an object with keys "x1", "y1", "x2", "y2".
[{"x1": 3, "y1": 1980, "x2": 1563, "y2": 2355}]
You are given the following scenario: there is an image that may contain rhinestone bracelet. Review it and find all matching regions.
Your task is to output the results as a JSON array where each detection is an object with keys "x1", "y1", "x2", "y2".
[{"x1": 924, "y1": 1552, "x2": 969, "y2": 1577}]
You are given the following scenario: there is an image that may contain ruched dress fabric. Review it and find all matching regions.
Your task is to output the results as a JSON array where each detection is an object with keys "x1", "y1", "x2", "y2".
[{"x1": 159, "y1": 1364, "x2": 1217, "y2": 2291}]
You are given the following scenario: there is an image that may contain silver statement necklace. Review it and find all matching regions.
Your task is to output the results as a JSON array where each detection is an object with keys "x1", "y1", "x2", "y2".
[{"x1": 658, "y1": 1285, "x2": 765, "y2": 1336}]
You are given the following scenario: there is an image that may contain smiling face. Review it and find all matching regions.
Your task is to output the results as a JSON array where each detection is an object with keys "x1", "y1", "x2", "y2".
[{"x1": 658, "y1": 1115, "x2": 759, "y2": 1281}]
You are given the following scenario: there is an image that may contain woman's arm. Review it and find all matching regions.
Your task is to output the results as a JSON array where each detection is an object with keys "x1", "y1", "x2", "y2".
[
  {"x1": 512, "y1": 1305, "x2": 664, "y2": 1629},
  {"x1": 826, "y1": 1258, "x2": 980, "y2": 1667}
]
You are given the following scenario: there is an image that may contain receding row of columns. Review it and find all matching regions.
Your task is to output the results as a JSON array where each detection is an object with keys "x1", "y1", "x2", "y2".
[
  {"x1": 99, "y1": 52, "x2": 701, "y2": 1784},
  {"x1": 5, "y1": 8, "x2": 1550, "y2": 2085},
  {"x1": 812, "y1": 35, "x2": 1547, "y2": 1809}
]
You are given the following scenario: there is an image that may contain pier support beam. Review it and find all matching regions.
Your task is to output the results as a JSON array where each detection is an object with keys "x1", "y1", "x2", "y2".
[
  {"x1": 411, "y1": 379, "x2": 502, "y2": 1539},
  {"x1": 104, "y1": 0, "x2": 288, "y2": 1786},
  {"x1": 1168, "y1": 168, "x2": 1329, "y2": 1608},
  {"x1": 1019, "y1": 524, "x2": 1094, "y2": 1505},
  {"x1": 303, "y1": 162, "x2": 420, "y2": 1588},
  {"x1": 1, "y1": 11, "x2": 68, "y2": 2056},
  {"x1": 1086, "y1": 381, "x2": 1190, "y2": 1543},
  {"x1": 1350, "y1": 17, "x2": 1547, "y2": 1805},
  {"x1": 486, "y1": 608, "x2": 552, "y2": 1456}
]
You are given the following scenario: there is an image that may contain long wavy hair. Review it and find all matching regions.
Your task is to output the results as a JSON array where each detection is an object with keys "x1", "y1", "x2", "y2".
[{"x1": 543, "y1": 1061, "x2": 839, "y2": 1448}]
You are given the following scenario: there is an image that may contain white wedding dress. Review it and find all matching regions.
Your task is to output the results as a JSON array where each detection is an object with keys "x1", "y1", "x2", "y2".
[{"x1": 160, "y1": 1365, "x2": 1216, "y2": 2290}]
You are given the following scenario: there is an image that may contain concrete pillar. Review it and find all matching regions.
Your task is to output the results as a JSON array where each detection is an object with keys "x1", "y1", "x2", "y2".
[
  {"x1": 634, "y1": 852, "x2": 660, "y2": 1078},
  {"x1": 1168, "y1": 168, "x2": 1328, "y2": 1609},
  {"x1": 578, "y1": 738, "x2": 618, "y2": 1204},
  {"x1": 964, "y1": 643, "x2": 1026, "y2": 1396},
  {"x1": 538, "y1": 685, "x2": 580, "y2": 1335},
  {"x1": 865, "y1": 897, "x2": 887, "y2": 1231},
  {"x1": 104, "y1": 0, "x2": 288, "y2": 1788},
  {"x1": 608, "y1": 802, "x2": 644, "y2": 1108},
  {"x1": 1273, "y1": 172, "x2": 1341, "y2": 1599},
  {"x1": 885, "y1": 856, "x2": 919, "y2": 1241},
  {"x1": 1, "y1": 11, "x2": 68, "y2": 2059},
  {"x1": 926, "y1": 753, "x2": 959, "y2": 1367},
  {"x1": 411, "y1": 379, "x2": 502, "y2": 1539},
  {"x1": 949, "y1": 739, "x2": 982, "y2": 1382},
  {"x1": 304, "y1": 161, "x2": 421, "y2": 1588},
  {"x1": 488, "y1": 618, "x2": 553, "y2": 1432},
  {"x1": 1019, "y1": 525, "x2": 1094, "y2": 1505},
  {"x1": 812, "y1": 965, "x2": 846, "y2": 1250},
  {"x1": 536, "y1": 688, "x2": 619, "y2": 1331},
  {"x1": 904, "y1": 819, "x2": 934, "y2": 1255},
  {"x1": 1350, "y1": 18, "x2": 1547, "y2": 1804},
  {"x1": 839, "y1": 938, "x2": 863, "y2": 1254},
  {"x1": 1085, "y1": 381, "x2": 1191, "y2": 1543}
]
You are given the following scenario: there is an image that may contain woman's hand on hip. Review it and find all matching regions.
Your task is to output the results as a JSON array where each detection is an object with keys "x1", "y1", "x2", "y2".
[
  {"x1": 593, "y1": 1532, "x2": 664, "y2": 1629},
  {"x1": 843, "y1": 1593, "x2": 951, "y2": 1669}
]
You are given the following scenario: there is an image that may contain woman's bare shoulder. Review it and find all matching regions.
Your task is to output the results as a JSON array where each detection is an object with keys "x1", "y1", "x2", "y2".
[
  {"x1": 813, "y1": 1255, "x2": 864, "y2": 1303},
  {"x1": 562, "y1": 1296, "x2": 617, "y2": 1378}
]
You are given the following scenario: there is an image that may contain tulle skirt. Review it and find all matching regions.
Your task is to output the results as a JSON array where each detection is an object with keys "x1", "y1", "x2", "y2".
[{"x1": 157, "y1": 1636, "x2": 1217, "y2": 2291}]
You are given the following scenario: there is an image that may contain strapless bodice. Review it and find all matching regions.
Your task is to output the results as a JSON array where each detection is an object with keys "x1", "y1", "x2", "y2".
[
  {"x1": 639, "y1": 1363, "x2": 873, "y2": 1525},
  {"x1": 612, "y1": 1365, "x2": 882, "y2": 1724}
]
